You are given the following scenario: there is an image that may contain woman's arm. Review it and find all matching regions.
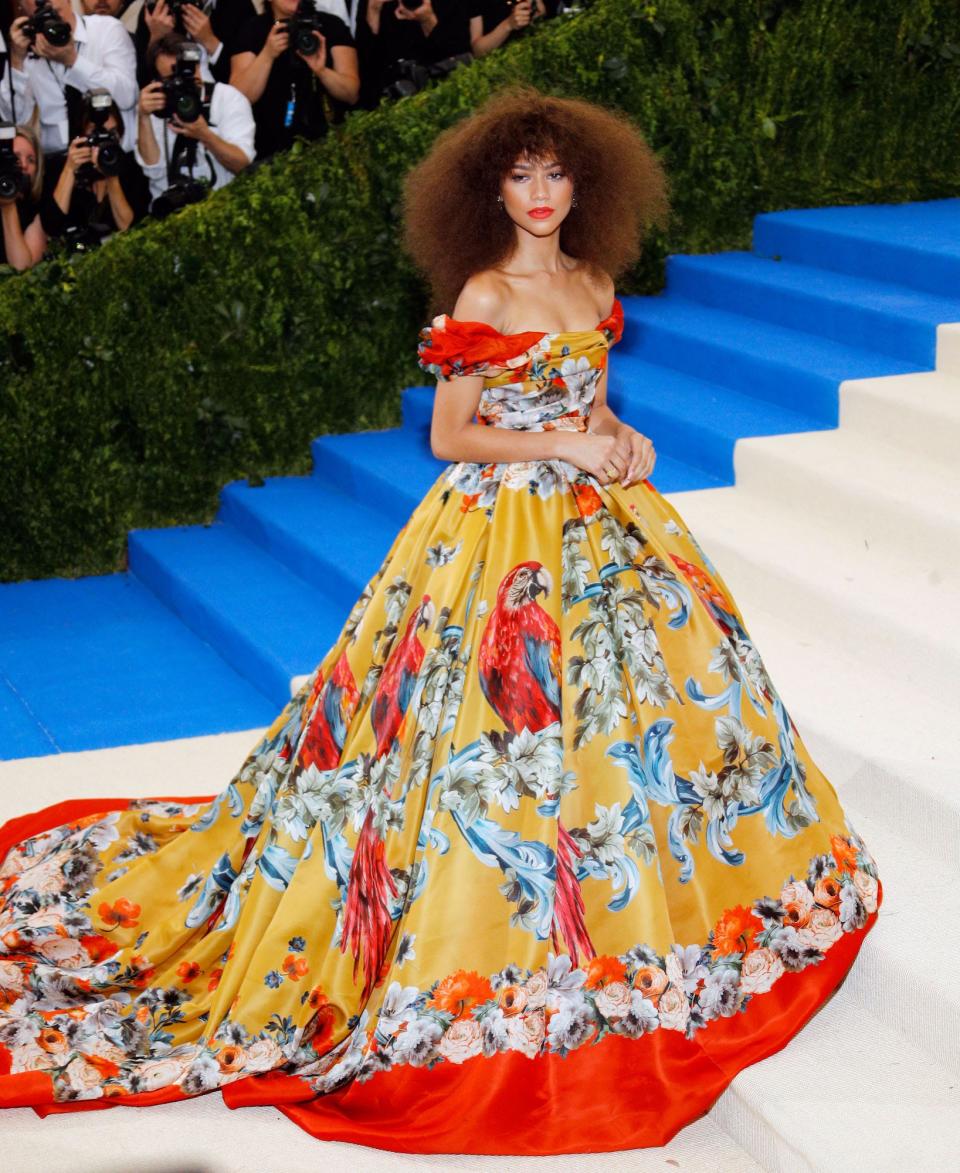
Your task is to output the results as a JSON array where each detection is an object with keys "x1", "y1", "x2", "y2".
[
  {"x1": 304, "y1": 42, "x2": 360, "y2": 106},
  {"x1": 230, "y1": 21, "x2": 289, "y2": 104},
  {"x1": 103, "y1": 173, "x2": 136, "y2": 232},
  {"x1": 1, "y1": 200, "x2": 37, "y2": 270}
]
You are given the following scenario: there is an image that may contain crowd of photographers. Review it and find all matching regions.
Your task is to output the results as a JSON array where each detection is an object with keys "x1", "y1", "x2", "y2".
[{"x1": 0, "y1": 0, "x2": 585, "y2": 270}]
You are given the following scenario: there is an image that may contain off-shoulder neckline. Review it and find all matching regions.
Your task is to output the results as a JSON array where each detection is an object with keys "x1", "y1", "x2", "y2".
[{"x1": 434, "y1": 296, "x2": 622, "y2": 340}]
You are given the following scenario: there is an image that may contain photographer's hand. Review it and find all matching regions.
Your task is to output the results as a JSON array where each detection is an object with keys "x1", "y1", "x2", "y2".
[
  {"x1": 169, "y1": 112, "x2": 211, "y2": 143},
  {"x1": 395, "y1": 1, "x2": 438, "y2": 35},
  {"x1": 265, "y1": 20, "x2": 290, "y2": 60},
  {"x1": 66, "y1": 136, "x2": 93, "y2": 174},
  {"x1": 508, "y1": 1, "x2": 532, "y2": 31},
  {"x1": 303, "y1": 42, "x2": 360, "y2": 105},
  {"x1": 298, "y1": 32, "x2": 327, "y2": 74},
  {"x1": 9, "y1": 18, "x2": 31, "y2": 70},
  {"x1": 174, "y1": 115, "x2": 252, "y2": 175},
  {"x1": 137, "y1": 83, "x2": 165, "y2": 166},
  {"x1": 145, "y1": 0, "x2": 177, "y2": 43},
  {"x1": 104, "y1": 171, "x2": 135, "y2": 232},
  {"x1": 34, "y1": 32, "x2": 79, "y2": 68},
  {"x1": 182, "y1": 5, "x2": 220, "y2": 56}
]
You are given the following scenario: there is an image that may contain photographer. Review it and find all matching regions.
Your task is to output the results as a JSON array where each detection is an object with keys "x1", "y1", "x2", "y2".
[
  {"x1": 134, "y1": 0, "x2": 256, "y2": 87},
  {"x1": 230, "y1": 0, "x2": 359, "y2": 161},
  {"x1": 0, "y1": 123, "x2": 47, "y2": 270},
  {"x1": 135, "y1": 32, "x2": 254, "y2": 214},
  {"x1": 41, "y1": 89, "x2": 149, "y2": 246},
  {"x1": 468, "y1": 0, "x2": 547, "y2": 57},
  {"x1": 4, "y1": 0, "x2": 138, "y2": 155},
  {"x1": 356, "y1": 1, "x2": 470, "y2": 109}
]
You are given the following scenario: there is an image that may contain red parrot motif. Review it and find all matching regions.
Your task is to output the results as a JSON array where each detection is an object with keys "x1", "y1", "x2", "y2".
[
  {"x1": 669, "y1": 553, "x2": 749, "y2": 643},
  {"x1": 478, "y1": 562, "x2": 562, "y2": 735},
  {"x1": 341, "y1": 595, "x2": 435, "y2": 1003},
  {"x1": 478, "y1": 561, "x2": 595, "y2": 966},
  {"x1": 370, "y1": 596, "x2": 435, "y2": 759},
  {"x1": 299, "y1": 651, "x2": 359, "y2": 771}
]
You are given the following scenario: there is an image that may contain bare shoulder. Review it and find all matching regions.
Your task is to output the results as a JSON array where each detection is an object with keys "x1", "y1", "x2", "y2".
[
  {"x1": 451, "y1": 271, "x2": 512, "y2": 328},
  {"x1": 580, "y1": 263, "x2": 616, "y2": 313}
]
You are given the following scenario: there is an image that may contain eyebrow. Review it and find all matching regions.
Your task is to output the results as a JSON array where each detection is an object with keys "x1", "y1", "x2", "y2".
[{"x1": 512, "y1": 160, "x2": 563, "y2": 169}]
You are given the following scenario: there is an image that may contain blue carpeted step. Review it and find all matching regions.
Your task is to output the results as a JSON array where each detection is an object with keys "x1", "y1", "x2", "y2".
[
  {"x1": 311, "y1": 428, "x2": 444, "y2": 522},
  {"x1": 0, "y1": 678, "x2": 57, "y2": 759},
  {"x1": 128, "y1": 525, "x2": 349, "y2": 706},
  {"x1": 752, "y1": 199, "x2": 960, "y2": 298},
  {"x1": 0, "y1": 575, "x2": 274, "y2": 756},
  {"x1": 401, "y1": 383, "x2": 436, "y2": 435},
  {"x1": 666, "y1": 252, "x2": 959, "y2": 368},
  {"x1": 219, "y1": 476, "x2": 400, "y2": 611},
  {"x1": 314, "y1": 417, "x2": 723, "y2": 497},
  {"x1": 608, "y1": 356, "x2": 827, "y2": 480},
  {"x1": 618, "y1": 295, "x2": 917, "y2": 422}
]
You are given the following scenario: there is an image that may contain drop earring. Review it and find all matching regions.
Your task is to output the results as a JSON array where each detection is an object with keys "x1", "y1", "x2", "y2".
[
  {"x1": 571, "y1": 192, "x2": 579, "y2": 208},
  {"x1": 497, "y1": 194, "x2": 504, "y2": 207}
]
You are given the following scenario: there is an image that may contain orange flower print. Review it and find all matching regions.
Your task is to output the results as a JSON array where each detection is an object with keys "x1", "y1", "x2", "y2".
[
  {"x1": 633, "y1": 966, "x2": 669, "y2": 1005},
  {"x1": 306, "y1": 984, "x2": 328, "y2": 1010},
  {"x1": 81, "y1": 1052, "x2": 120, "y2": 1079},
  {"x1": 428, "y1": 970, "x2": 494, "y2": 1018},
  {"x1": 814, "y1": 875, "x2": 842, "y2": 911},
  {"x1": 80, "y1": 934, "x2": 118, "y2": 963},
  {"x1": 207, "y1": 967, "x2": 223, "y2": 992},
  {"x1": 712, "y1": 904, "x2": 757, "y2": 956},
  {"x1": 585, "y1": 955, "x2": 627, "y2": 989},
  {"x1": 497, "y1": 984, "x2": 528, "y2": 1017},
  {"x1": 571, "y1": 480, "x2": 604, "y2": 519},
  {"x1": 177, "y1": 961, "x2": 202, "y2": 983},
  {"x1": 831, "y1": 835, "x2": 858, "y2": 875},
  {"x1": 282, "y1": 954, "x2": 309, "y2": 982},
  {"x1": 217, "y1": 1045, "x2": 246, "y2": 1072},
  {"x1": 37, "y1": 1027, "x2": 68, "y2": 1054},
  {"x1": 98, "y1": 897, "x2": 141, "y2": 930}
]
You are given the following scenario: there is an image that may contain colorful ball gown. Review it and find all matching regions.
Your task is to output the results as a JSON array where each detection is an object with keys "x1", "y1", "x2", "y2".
[{"x1": 0, "y1": 297, "x2": 881, "y2": 1154}]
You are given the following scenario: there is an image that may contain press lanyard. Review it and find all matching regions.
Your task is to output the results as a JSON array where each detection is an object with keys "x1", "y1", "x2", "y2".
[{"x1": 284, "y1": 82, "x2": 296, "y2": 129}]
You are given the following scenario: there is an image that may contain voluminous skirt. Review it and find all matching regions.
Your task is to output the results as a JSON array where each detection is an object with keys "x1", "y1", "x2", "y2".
[{"x1": 0, "y1": 462, "x2": 881, "y2": 1153}]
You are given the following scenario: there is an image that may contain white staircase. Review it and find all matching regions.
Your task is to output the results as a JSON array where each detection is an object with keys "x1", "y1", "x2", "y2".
[{"x1": 670, "y1": 324, "x2": 960, "y2": 1169}]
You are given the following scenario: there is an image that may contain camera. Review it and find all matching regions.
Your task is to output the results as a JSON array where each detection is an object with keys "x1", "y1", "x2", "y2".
[
  {"x1": 159, "y1": 43, "x2": 203, "y2": 123},
  {"x1": 152, "y1": 176, "x2": 209, "y2": 219},
  {"x1": 21, "y1": 0, "x2": 72, "y2": 49},
  {"x1": 74, "y1": 91, "x2": 123, "y2": 187},
  {"x1": 0, "y1": 124, "x2": 30, "y2": 202},
  {"x1": 284, "y1": 0, "x2": 325, "y2": 57},
  {"x1": 145, "y1": 0, "x2": 188, "y2": 34},
  {"x1": 381, "y1": 54, "x2": 471, "y2": 101}
]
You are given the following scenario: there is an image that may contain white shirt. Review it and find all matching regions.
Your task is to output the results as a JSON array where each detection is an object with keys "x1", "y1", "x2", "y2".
[
  {"x1": 134, "y1": 80, "x2": 255, "y2": 203},
  {"x1": 7, "y1": 15, "x2": 138, "y2": 154}
]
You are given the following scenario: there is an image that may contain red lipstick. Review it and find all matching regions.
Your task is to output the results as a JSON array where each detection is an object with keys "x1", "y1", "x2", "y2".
[{"x1": 528, "y1": 207, "x2": 554, "y2": 219}]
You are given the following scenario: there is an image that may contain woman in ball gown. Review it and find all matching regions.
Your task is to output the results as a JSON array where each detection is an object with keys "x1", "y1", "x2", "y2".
[{"x1": 0, "y1": 84, "x2": 881, "y2": 1154}]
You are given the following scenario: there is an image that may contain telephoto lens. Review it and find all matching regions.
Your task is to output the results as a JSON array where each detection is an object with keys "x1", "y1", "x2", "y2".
[{"x1": 161, "y1": 43, "x2": 204, "y2": 124}]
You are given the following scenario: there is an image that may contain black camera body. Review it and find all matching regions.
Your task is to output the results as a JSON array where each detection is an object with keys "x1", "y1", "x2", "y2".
[
  {"x1": 284, "y1": 0, "x2": 325, "y2": 58},
  {"x1": 75, "y1": 91, "x2": 123, "y2": 187},
  {"x1": 159, "y1": 43, "x2": 204, "y2": 123},
  {"x1": 152, "y1": 176, "x2": 209, "y2": 219},
  {"x1": 0, "y1": 123, "x2": 30, "y2": 202},
  {"x1": 21, "y1": 0, "x2": 72, "y2": 49}
]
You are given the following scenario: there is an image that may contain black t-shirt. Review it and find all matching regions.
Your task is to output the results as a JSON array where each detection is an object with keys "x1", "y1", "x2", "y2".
[
  {"x1": 355, "y1": 0, "x2": 470, "y2": 108},
  {"x1": 468, "y1": 0, "x2": 554, "y2": 35},
  {"x1": 233, "y1": 10, "x2": 354, "y2": 159},
  {"x1": 39, "y1": 148, "x2": 151, "y2": 239},
  {"x1": 0, "y1": 197, "x2": 39, "y2": 266}
]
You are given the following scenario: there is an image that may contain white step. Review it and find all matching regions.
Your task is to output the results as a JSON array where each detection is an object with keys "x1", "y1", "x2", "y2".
[
  {"x1": 839, "y1": 369, "x2": 960, "y2": 467},
  {"x1": 666, "y1": 482, "x2": 959, "y2": 692},
  {"x1": 937, "y1": 322, "x2": 960, "y2": 374},
  {"x1": 729, "y1": 428, "x2": 960, "y2": 573},
  {"x1": 834, "y1": 802, "x2": 960, "y2": 1075},
  {"x1": 711, "y1": 989, "x2": 960, "y2": 1172}
]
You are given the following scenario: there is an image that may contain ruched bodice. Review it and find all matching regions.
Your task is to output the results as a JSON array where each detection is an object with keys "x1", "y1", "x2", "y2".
[{"x1": 417, "y1": 298, "x2": 624, "y2": 434}]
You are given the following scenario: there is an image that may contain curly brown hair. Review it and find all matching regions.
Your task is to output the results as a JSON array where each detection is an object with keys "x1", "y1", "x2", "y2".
[{"x1": 401, "y1": 84, "x2": 670, "y2": 314}]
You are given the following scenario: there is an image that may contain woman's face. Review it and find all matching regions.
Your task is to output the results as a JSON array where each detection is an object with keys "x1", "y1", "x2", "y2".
[
  {"x1": 83, "y1": 115, "x2": 120, "y2": 138},
  {"x1": 499, "y1": 152, "x2": 574, "y2": 236},
  {"x1": 13, "y1": 136, "x2": 37, "y2": 184},
  {"x1": 270, "y1": 0, "x2": 299, "y2": 19}
]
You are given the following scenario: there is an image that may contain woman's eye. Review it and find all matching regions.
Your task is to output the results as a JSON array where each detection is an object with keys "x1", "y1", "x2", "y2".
[{"x1": 550, "y1": 171, "x2": 565, "y2": 180}]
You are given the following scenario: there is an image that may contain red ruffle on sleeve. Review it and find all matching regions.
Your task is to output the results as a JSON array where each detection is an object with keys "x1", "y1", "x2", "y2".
[
  {"x1": 601, "y1": 297, "x2": 625, "y2": 345},
  {"x1": 416, "y1": 316, "x2": 547, "y2": 382}
]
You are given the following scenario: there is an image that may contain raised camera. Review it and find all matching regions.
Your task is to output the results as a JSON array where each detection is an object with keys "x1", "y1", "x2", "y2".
[
  {"x1": 21, "y1": 0, "x2": 72, "y2": 48},
  {"x1": 0, "y1": 123, "x2": 30, "y2": 202},
  {"x1": 75, "y1": 90, "x2": 123, "y2": 187},
  {"x1": 160, "y1": 43, "x2": 203, "y2": 124}
]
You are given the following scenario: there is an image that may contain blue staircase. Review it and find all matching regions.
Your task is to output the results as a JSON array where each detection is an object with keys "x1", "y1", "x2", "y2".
[{"x1": 3, "y1": 198, "x2": 959, "y2": 758}]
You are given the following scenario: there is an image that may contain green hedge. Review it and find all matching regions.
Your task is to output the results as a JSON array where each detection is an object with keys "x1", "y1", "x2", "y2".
[{"x1": 1, "y1": 0, "x2": 957, "y2": 581}]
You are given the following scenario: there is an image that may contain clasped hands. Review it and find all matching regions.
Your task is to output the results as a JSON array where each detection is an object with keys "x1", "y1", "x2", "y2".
[{"x1": 557, "y1": 425, "x2": 655, "y2": 488}]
